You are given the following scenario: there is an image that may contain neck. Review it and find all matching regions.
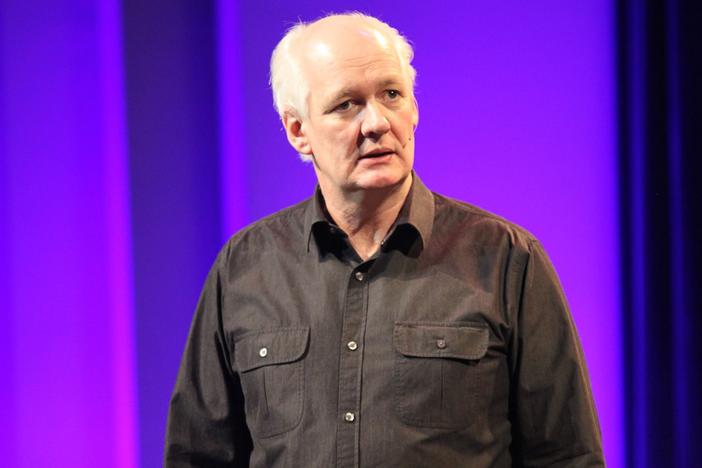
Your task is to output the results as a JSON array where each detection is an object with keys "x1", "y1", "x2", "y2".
[{"x1": 319, "y1": 175, "x2": 413, "y2": 260}]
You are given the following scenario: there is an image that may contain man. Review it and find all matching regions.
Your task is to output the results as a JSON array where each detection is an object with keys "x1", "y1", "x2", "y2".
[{"x1": 165, "y1": 13, "x2": 604, "y2": 467}]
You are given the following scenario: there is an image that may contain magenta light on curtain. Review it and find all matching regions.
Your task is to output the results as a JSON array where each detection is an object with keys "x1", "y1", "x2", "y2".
[
  {"x1": 0, "y1": 1, "x2": 137, "y2": 466},
  {"x1": 217, "y1": 0, "x2": 248, "y2": 239}
]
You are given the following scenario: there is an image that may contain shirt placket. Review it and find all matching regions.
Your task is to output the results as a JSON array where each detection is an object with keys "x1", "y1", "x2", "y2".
[{"x1": 336, "y1": 263, "x2": 371, "y2": 468}]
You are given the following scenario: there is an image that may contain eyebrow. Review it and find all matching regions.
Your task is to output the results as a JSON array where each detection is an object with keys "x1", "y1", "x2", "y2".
[
  {"x1": 326, "y1": 78, "x2": 405, "y2": 105},
  {"x1": 326, "y1": 87, "x2": 356, "y2": 105}
]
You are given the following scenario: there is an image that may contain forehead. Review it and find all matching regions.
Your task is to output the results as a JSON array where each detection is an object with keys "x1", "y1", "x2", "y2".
[{"x1": 298, "y1": 23, "x2": 408, "y2": 99}]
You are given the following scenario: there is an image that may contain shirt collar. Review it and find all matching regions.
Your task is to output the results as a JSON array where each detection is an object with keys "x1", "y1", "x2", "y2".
[{"x1": 304, "y1": 171, "x2": 435, "y2": 257}]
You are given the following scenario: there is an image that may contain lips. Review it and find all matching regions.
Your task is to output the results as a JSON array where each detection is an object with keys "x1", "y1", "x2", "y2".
[{"x1": 360, "y1": 148, "x2": 394, "y2": 159}]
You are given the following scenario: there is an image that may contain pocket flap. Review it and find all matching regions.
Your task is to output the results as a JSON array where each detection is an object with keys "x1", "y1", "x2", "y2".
[
  {"x1": 394, "y1": 322, "x2": 488, "y2": 360},
  {"x1": 235, "y1": 327, "x2": 310, "y2": 373}
]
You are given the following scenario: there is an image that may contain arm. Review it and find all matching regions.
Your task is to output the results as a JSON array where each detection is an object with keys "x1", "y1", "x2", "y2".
[
  {"x1": 164, "y1": 251, "x2": 252, "y2": 467},
  {"x1": 509, "y1": 240, "x2": 604, "y2": 467}
]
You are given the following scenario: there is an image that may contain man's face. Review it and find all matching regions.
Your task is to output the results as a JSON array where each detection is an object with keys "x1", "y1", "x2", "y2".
[{"x1": 287, "y1": 20, "x2": 418, "y2": 195}]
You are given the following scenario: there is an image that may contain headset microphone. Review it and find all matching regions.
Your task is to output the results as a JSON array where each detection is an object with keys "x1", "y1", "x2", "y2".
[{"x1": 401, "y1": 133, "x2": 413, "y2": 149}]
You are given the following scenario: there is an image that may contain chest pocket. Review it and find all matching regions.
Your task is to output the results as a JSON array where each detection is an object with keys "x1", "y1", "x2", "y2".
[
  {"x1": 393, "y1": 322, "x2": 489, "y2": 429},
  {"x1": 235, "y1": 327, "x2": 309, "y2": 438}
]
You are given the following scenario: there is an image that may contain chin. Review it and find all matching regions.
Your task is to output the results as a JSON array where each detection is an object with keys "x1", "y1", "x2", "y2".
[{"x1": 355, "y1": 170, "x2": 409, "y2": 191}]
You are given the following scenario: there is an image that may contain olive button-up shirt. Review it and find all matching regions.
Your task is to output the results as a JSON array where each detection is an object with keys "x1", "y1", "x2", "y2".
[{"x1": 164, "y1": 174, "x2": 604, "y2": 467}]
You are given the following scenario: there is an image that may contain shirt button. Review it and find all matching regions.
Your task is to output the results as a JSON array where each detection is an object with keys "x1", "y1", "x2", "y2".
[
  {"x1": 347, "y1": 340, "x2": 358, "y2": 351},
  {"x1": 436, "y1": 339, "x2": 447, "y2": 349},
  {"x1": 259, "y1": 347, "x2": 268, "y2": 358},
  {"x1": 354, "y1": 271, "x2": 365, "y2": 282},
  {"x1": 343, "y1": 412, "x2": 355, "y2": 423}
]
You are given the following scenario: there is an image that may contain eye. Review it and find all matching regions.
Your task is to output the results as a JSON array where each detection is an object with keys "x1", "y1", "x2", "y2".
[
  {"x1": 333, "y1": 100, "x2": 353, "y2": 112},
  {"x1": 386, "y1": 89, "x2": 400, "y2": 99}
]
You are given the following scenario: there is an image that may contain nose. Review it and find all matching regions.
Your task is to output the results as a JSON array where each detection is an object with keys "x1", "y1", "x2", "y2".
[{"x1": 360, "y1": 101, "x2": 390, "y2": 138}]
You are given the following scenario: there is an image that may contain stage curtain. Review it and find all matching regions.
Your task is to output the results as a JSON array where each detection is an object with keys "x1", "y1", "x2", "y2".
[{"x1": 617, "y1": 1, "x2": 702, "y2": 466}]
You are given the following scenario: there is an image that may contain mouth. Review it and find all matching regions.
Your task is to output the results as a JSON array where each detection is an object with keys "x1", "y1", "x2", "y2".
[{"x1": 359, "y1": 149, "x2": 394, "y2": 160}]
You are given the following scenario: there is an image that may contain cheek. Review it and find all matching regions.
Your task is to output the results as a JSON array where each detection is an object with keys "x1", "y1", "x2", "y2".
[
  {"x1": 390, "y1": 113, "x2": 415, "y2": 142},
  {"x1": 313, "y1": 120, "x2": 362, "y2": 159},
  {"x1": 336, "y1": 123, "x2": 363, "y2": 151},
  {"x1": 313, "y1": 127, "x2": 359, "y2": 162}
]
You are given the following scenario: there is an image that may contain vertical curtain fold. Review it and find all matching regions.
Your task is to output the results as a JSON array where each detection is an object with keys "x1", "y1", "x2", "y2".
[{"x1": 618, "y1": 1, "x2": 702, "y2": 466}]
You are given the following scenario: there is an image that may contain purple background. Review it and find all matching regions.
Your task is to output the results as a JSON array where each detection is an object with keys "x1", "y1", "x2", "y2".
[{"x1": 1, "y1": 1, "x2": 621, "y2": 467}]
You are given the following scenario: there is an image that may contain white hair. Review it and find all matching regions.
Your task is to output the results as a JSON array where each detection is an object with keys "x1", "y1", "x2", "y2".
[{"x1": 269, "y1": 13, "x2": 417, "y2": 161}]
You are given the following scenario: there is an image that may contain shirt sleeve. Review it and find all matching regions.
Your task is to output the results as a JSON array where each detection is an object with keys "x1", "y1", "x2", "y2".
[
  {"x1": 509, "y1": 239, "x2": 604, "y2": 467},
  {"x1": 164, "y1": 250, "x2": 252, "y2": 467}
]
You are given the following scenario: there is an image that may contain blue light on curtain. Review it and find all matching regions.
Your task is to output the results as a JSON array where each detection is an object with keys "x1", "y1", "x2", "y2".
[{"x1": 618, "y1": 0, "x2": 702, "y2": 466}]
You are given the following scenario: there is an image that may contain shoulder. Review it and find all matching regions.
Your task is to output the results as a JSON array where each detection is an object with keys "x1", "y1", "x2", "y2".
[
  {"x1": 218, "y1": 197, "x2": 313, "y2": 263},
  {"x1": 431, "y1": 192, "x2": 538, "y2": 254}
]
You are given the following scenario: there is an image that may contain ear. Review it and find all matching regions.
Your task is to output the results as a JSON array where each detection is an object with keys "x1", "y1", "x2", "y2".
[
  {"x1": 282, "y1": 110, "x2": 312, "y2": 156},
  {"x1": 411, "y1": 96, "x2": 419, "y2": 130}
]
